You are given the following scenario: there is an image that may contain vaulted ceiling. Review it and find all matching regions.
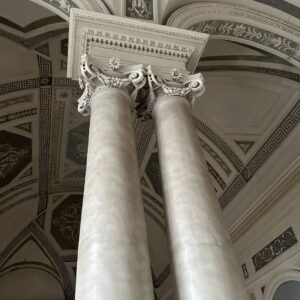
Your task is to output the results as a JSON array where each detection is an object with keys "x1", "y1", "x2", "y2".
[{"x1": 0, "y1": 1, "x2": 299, "y2": 299}]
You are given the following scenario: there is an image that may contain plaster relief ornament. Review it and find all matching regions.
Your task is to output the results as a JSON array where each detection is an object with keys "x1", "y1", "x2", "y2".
[
  {"x1": 190, "y1": 21, "x2": 300, "y2": 63},
  {"x1": 142, "y1": 66, "x2": 205, "y2": 119},
  {"x1": 49, "y1": 0, "x2": 71, "y2": 13},
  {"x1": 127, "y1": 0, "x2": 152, "y2": 20},
  {"x1": 78, "y1": 54, "x2": 146, "y2": 116}
]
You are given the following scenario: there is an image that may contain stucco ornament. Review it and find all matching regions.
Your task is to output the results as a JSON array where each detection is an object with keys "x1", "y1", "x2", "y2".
[
  {"x1": 128, "y1": 0, "x2": 151, "y2": 19},
  {"x1": 141, "y1": 66, "x2": 205, "y2": 119},
  {"x1": 49, "y1": 0, "x2": 71, "y2": 13},
  {"x1": 109, "y1": 57, "x2": 121, "y2": 71},
  {"x1": 78, "y1": 55, "x2": 145, "y2": 116}
]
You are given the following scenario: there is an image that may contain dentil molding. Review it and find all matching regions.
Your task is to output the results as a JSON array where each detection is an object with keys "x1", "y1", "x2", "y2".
[{"x1": 67, "y1": 8, "x2": 209, "y2": 79}]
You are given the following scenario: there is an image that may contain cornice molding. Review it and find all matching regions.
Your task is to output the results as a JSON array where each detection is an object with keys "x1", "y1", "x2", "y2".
[
  {"x1": 229, "y1": 158, "x2": 300, "y2": 243},
  {"x1": 67, "y1": 8, "x2": 209, "y2": 79}
]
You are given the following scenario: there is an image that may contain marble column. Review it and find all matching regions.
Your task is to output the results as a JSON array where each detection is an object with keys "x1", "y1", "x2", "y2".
[
  {"x1": 153, "y1": 89, "x2": 248, "y2": 299},
  {"x1": 76, "y1": 57, "x2": 154, "y2": 300}
]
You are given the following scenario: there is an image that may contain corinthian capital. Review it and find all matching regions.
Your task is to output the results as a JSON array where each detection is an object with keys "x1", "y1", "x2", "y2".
[
  {"x1": 77, "y1": 54, "x2": 146, "y2": 116},
  {"x1": 142, "y1": 66, "x2": 205, "y2": 119}
]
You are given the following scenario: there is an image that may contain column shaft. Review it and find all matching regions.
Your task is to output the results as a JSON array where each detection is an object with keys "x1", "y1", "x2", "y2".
[
  {"x1": 76, "y1": 87, "x2": 154, "y2": 300},
  {"x1": 153, "y1": 94, "x2": 248, "y2": 300}
]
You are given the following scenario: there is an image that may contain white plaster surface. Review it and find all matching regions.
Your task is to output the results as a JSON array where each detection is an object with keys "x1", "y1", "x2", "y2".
[
  {"x1": 153, "y1": 94, "x2": 248, "y2": 300},
  {"x1": 76, "y1": 87, "x2": 154, "y2": 300}
]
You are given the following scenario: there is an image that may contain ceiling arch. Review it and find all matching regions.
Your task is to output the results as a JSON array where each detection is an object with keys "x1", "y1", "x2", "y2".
[
  {"x1": 29, "y1": 0, "x2": 110, "y2": 20},
  {"x1": 167, "y1": 2, "x2": 300, "y2": 67}
]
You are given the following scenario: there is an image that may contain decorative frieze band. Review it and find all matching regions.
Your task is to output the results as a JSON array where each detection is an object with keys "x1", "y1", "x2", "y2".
[
  {"x1": 77, "y1": 54, "x2": 205, "y2": 118},
  {"x1": 252, "y1": 227, "x2": 298, "y2": 271}
]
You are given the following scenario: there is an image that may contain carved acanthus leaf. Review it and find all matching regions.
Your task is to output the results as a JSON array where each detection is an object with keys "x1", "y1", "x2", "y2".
[
  {"x1": 142, "y1": 66, "x2": 205, "y2": 119},
  {"x1": 77, "y1": 55, "x2": 205, "y2": 119},
  {"x1": 77, "y1": 54, "x2": 146, "y2": 116}
]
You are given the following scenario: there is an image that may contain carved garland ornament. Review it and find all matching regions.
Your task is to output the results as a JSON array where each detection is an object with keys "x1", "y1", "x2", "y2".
[{"x1": 77, "y1": 55, "x2": 205, "y2": 119}]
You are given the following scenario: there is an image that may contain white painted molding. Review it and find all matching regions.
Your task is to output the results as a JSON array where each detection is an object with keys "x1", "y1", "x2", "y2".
[
  {"x1": 166, "y1": 2, "x2": 300, "y2": 67},
  {"x1": 67, "y1": 8, "x2": 209, "y2": 79},
  {"x1": 229, "y1": 157, "x2": 300, "y2": 242},
  {"x1": 73, "y1": 0, "x2": 110, "y2": 14},
  {"x1": 30, "y1": 0, "x2": 71, "y2": 21},
  {"x1": 264, "y1": 268, "x2": 300, "y2": 300}
]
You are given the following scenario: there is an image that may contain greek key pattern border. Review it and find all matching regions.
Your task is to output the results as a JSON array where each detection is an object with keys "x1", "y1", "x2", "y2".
[
  {"x1": 193, "y1": 117, "x2": 245, "y2": 172},
  {"x1": 219, "y1": 174, "x2": 246, "y2": 209},
  {"x1": 0, "y1": 78, "x2": 39, "y2": 95},
  {"x1": 247, "y1": 100, "x2": 300, "y2": 174},
  {"x1": 37, "y1": 56, "x2": 52, "y2": 214},
  {"x1": 220, "y1": 99, "x2": 300, "y2": 208}
]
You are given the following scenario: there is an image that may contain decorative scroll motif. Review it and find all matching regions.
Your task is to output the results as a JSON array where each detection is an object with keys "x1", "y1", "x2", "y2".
[
  {"x1": 190, "y1": 21, "x2": 300, "y2": 62},
  {"x1": 78, "y1": 55, "x2": 145, "y2": 116},
  {"x1": 252, "y1": 227, "x2": 297, "y2": 271},
  {"x1": 77, "y1": 54, "x2": 205, "y2": 119},
  {"x1": 142, "y1": 66, "x2": 205, "y2": 119}
]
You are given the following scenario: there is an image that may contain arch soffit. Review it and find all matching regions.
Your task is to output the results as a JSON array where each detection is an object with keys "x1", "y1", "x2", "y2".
[
  {"x1": 264, "y1": 268, "x2": 300, "y2": 300},
  {"x1": 167, "y1": 3, "x2": 300, "y2": 67},
  {"x1": 29, "y1": 0, "x2": 110, "y2": 22}
]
